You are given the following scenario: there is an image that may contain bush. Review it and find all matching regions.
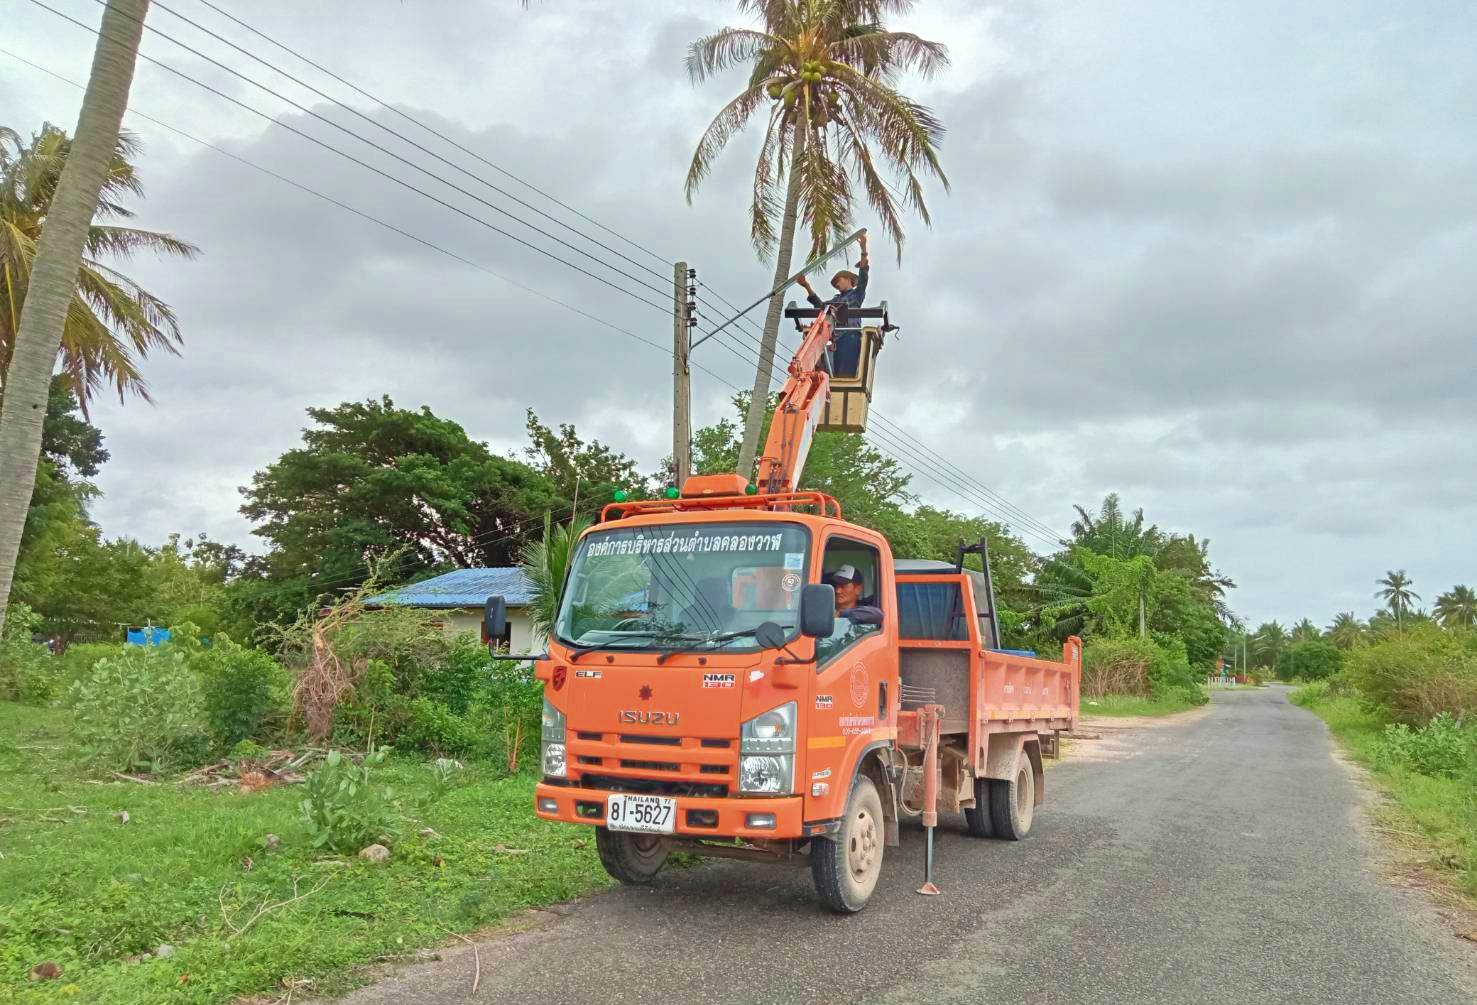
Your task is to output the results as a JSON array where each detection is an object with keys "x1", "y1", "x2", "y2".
[
  {"x1": 1277, "y1": 640, "x2": 1343, "y2": 682},
  {"x1": 398, "y1": 696, "x2": 478, "y2": 756},
  {"x1": 53, "y1": 641, "x2": 121, "y2": 690},
  {"x1": 299, "y1": 747, "x2": 399, "y2": 853},
  {"x1": 1082, "y1": 637, "x2": 1206, "y2": 706},
  {"x1": 1345, "y1": 627, "x2": 1477, "y2": 725},
  {"x1": 67, "y1": 647, "x2": 210, "y2": 772},
  {"x1": 0, "y1": 603, "x2": 60, "y2": 703},
  {"x1": 1373, "y1": 713, "x2": 1476, "y2": 779},
  {"x1": 189, "y1": 636, "x2": 291, "y2": 751}
]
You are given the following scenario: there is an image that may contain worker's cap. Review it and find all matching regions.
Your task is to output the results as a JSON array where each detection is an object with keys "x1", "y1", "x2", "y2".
[
  {"x1": 830, "y1": 269, "x2": 858, "y2": 288},
  {"x1": 828, "y1": 564, "x2": 863, "y2": 586}
]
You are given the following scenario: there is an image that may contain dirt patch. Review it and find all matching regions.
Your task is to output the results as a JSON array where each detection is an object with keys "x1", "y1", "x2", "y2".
[{"x1": 1062, "y1": 707, "x2": 1209, "y2": 763}]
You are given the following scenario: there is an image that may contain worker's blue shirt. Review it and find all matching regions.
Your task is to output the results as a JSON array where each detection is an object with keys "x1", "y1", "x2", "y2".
[{"x1": 806, "y1": 262, "x2": 869, "y2": 312}]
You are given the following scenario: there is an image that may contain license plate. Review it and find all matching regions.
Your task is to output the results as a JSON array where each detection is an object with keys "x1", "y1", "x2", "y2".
[{"x1": 606, "y1": 793, "x2": 676, "y2": 834}]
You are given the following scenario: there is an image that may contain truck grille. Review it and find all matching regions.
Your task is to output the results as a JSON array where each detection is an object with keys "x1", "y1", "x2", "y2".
[
  {"x1": 580, "y1": 774, "x2": 729, "y2": 798},
  {"x1": 569, "y1": 730, "x2": 736, "y2": 798}
]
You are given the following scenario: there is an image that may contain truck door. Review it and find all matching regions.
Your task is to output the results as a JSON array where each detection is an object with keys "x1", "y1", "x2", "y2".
[{"x1": 804, "y1": 534, "x2": 897, "y2": 819}]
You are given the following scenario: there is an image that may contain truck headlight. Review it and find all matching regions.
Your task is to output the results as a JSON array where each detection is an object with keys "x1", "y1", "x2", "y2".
[
  {"x1": 740, "y1": 701, "x2": 796, "y2": 754},
  {"x1": 543, "y1": 742, "x2": 567, "y2": 777},
  {"x1": 541, "y1": 699, "x2": 567, "y2": 778},
  {"x1": 739, "y1": 753, "x2": 794, "y2": 794},
  {"x1": 740, "y1": 702, "x2": 796, "y2": 793}
]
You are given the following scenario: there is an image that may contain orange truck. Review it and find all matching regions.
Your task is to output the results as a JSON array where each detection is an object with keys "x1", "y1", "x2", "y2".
[{"x1": 486, "y1": 301, "x2": 1081, "y2": 912}]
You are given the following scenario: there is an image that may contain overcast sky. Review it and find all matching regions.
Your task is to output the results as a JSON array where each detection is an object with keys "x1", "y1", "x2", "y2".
[{"x1": 5, "y1": 0, "x2": 1475, "y2": 627}]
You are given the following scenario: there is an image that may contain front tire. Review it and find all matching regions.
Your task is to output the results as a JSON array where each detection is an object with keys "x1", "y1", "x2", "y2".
[
  {"x1": 811, "y1": 776, "x2": 884, "y2": 913},
  {"x1": 596, "y1": 828, "x2": 670, "y2": 885},
  {"x1": 988, "y1": 758, "x2": 1035, "y2": 841}
]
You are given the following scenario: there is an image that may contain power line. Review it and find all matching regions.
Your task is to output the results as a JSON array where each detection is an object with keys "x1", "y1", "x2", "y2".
[
  {"x1": 0, "y1": 46, "x2": 682, "y2": 364},
  {"x1": 191, "y1": 0, "x2": 674, "y2": 273},
  {"x1": 150, "y1": 0, "x2": 1066, "y2": 542},
  {"x1": 29, "y1": 0, "x2": 674, "y2": 314},
  {"x1": 143, "y1": 0, "x2": 672, "y2": 286},
  {"x1": 15, "y1": 8, "x2": 1067, "y2": 546},
  {"x1": 171, "y1": 0, "x2": 1065, "y2": 541}
]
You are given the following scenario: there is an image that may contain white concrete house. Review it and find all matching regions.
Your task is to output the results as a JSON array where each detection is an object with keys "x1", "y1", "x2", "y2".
[{"x1": 367, "y1": 567, "x2": 544, "y2": 653}]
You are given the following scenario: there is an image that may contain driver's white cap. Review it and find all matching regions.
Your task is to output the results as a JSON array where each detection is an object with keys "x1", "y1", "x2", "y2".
[{"x1": 828, "y1": 564, "x2": 862, "y2": 585}]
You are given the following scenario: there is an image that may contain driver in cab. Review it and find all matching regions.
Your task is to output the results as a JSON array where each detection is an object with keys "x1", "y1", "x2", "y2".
[{"x1": 829, "y1": 565, "x2": 882, "y2": 626}]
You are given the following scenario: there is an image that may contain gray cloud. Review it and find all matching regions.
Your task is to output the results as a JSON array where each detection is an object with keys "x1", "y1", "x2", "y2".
[{"x1": 5, "y1": 0, "x2": 1475, "y2": 627}]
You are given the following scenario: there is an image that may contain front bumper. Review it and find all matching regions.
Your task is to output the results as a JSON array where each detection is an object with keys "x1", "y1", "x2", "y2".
[{"x1": 535, "y1": 782, "x2": 805, "y2": 840}]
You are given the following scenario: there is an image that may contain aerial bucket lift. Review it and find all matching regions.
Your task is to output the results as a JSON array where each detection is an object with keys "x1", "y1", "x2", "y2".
[{"x1": 784, "y1": 301, "x2": 893, "y2": 434}]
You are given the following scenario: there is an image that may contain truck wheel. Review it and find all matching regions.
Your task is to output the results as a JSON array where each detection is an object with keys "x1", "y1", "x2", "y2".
[
  {"x1": 988, "y1": 759, "x2": 1035, "y2": 841},
  {"x1": 963, "y1": 776, "x2": 995, "y2": 838},
  {"x1": 811, "y1": 775, "x2": 884, "y2": 913},
  {"x1": 595, "y1": 828, "x2": 670, "y2": 885}
]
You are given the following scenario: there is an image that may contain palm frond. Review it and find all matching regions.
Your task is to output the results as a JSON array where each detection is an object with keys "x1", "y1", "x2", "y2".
[
  {"x1": 687, "y1": 27, "x2": 785, "y2": 83},
  {"x1": 829, "y1": 30, "x2": 949, "y2": 79},
  {"x1": 85, "y1": 225, "x2": 199, "y2": 261},
  {"x1": 685, "y1": 82, "x2": 772, "y2": 202}
]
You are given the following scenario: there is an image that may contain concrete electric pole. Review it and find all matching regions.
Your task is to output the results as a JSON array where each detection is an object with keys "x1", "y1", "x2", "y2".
[{"x1": 673, "y1": 262, "x2": 695, "y2": 487}]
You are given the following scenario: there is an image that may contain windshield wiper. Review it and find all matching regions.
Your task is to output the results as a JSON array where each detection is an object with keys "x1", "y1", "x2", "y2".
[
  {"x1": 568, "y1": 631, "x2": 704, "y2": 663},
  {"x1": 654, "y1": 625, "x2": 796, "y2": 664}
]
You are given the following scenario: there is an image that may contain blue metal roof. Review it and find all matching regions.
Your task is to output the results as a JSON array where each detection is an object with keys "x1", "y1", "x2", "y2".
[{"x1": 367, "y1": 567, "x2": 534, "y2": 609}]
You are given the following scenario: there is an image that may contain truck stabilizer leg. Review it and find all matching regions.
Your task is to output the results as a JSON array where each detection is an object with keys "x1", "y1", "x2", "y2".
[{"x1": 917, "y1": 704, "x2": 942, "y2": 896}]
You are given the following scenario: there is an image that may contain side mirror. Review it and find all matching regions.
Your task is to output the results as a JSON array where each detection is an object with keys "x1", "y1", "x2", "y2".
[
  {"x1": 483, "y1": 595, "x2": 509, "y2": 648},
  {"x1": 754, "y1": 621, "x2": 788, "y2": 650},
  {"x1": 800, "y1": 584, "x2": 836, "y2": 638}
]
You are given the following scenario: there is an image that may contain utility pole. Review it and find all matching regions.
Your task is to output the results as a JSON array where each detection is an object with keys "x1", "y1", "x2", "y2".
[
  {"x1": 1138, "y1": 591, "x2": 1146, "y2": 639},
  {"x1": 672, "y1": 262, "x2": 695, "y2": 487}
]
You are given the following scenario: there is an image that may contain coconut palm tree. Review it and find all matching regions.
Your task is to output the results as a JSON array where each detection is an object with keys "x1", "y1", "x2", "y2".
[
  {"x1": 518, "y1": 513, "x2": 593, "y2": 644},
  {"x1": 1250, "y1": 621, "x2": 1287, "y2": 669},
  {"x1": 686, "y1": 0, "x2": 949, "y2": 475},
  {"x1": 1375, "y1": 569, "x2": 1420, "y2": 628},
  {"x1": 1434, "y1": 585, "x2": 1477, "y2": 630},
  {"x1": 1, "y1": 124, "x2": 196, "y2": 409},
  {"x1": 1325, "y1": 612, "x2": 1364, "y2": 650},
  {"x1": 0, "y1": 0, "x2": 153, "y2": 637},
  {"x1": 1290, "y1": 617, "x2": 1320, "y2": 642}
]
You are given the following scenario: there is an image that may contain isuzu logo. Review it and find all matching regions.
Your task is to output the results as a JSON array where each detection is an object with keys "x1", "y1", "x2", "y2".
[{"x1": 620, "y1": 710, "x2": 680, "y2": 726}]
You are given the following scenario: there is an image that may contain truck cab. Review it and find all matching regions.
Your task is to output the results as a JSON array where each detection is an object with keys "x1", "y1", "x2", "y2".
[{"x1": 520, "y1": 485, "x2": 1080, "y2": 912}]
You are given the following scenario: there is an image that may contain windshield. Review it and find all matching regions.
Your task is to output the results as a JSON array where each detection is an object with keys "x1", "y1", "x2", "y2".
[{"x1": 554, "y1": 522, "x2": 811, "y2": 653}]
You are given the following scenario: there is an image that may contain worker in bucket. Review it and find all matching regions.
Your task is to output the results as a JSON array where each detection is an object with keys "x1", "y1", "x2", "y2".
[
  {"x1": 797, "y1": 230, "x2": 869, "y2": 377},
  {"x1": 797, "y1": 230, "x2": 869, "y2": 311}
]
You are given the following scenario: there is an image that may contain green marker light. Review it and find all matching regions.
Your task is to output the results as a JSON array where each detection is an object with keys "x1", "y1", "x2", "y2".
[
  {"x1": 664, "y1": 486, "x2": 681, "y2": 499},
  {"x1": 745, "y1": 483, "x2": 758, "y2": 495},
  {"x1": 613, "y1": 489, "x2": 629, "y2": 503}
]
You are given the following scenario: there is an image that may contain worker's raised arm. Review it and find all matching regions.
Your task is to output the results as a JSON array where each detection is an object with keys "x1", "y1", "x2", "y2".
[
  {"x1": 854, "y1": 231, "x2": 870, "y2": 301},
  {"x1": 796, "y1": 273, "x2": 824, "y2": 309}
]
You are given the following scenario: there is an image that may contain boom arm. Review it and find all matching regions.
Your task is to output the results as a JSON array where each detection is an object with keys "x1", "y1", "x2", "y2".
[{"x1": 753, "y1": 306, "x2": 837, "y2": 495}]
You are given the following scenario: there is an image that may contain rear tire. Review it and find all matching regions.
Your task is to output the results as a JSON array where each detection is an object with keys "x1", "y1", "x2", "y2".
[
  {"x1": 596, "y1": 828, "x2": 670, "y2": 885},
  {"x1": 811, "y1": 776, "x2": 884, "y2": 913},
  {"x1": 988, "y1": 758, "x2": 1035, "y2": 841},
  {"x1": 963, "y1": 775, "x2": 995, "y2": 837}
]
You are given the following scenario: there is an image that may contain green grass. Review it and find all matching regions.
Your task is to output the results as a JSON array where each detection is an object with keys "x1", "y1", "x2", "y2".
[
  {"x1": 1289, "y1": 689, "x2": 1477, "y2": 899},
  {"x1": 1080, "y1": 691, "x2": 1206, "y2": 717},
  {"x1": 0, "y1": 702, "x2": 610, "y2": 1004}
]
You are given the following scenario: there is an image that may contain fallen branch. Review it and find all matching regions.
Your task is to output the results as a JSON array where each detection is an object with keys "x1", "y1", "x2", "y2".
[
  {"x1": 441, "y1": 928, "x2": 481, "y2": 995},
  {"x1": 219, "y1": 876, "x2": 333, "y2": 941},
  {"x1": 110, "y1": 771, "x2": 158, "y2": 785}
]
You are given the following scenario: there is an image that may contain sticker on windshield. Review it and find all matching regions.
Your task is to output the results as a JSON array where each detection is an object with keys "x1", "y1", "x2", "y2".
[
  {"x1": 784, "y1": 552, "x2": 805, "y2": 571},
  {"x1": 781, "y1": 572, "x2": 801, "y2": 593},
  {"x1": 585, "y1": 530, "x2": 788, "y2": 558},
  {"x1": 702, "y1": 673, "x2": 736, "y2": 689}
]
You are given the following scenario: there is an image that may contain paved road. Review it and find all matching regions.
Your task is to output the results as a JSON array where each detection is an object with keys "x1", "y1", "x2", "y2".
[{"x1": 334, "y1": 688, "x2": 1477, "y2": 1004}]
